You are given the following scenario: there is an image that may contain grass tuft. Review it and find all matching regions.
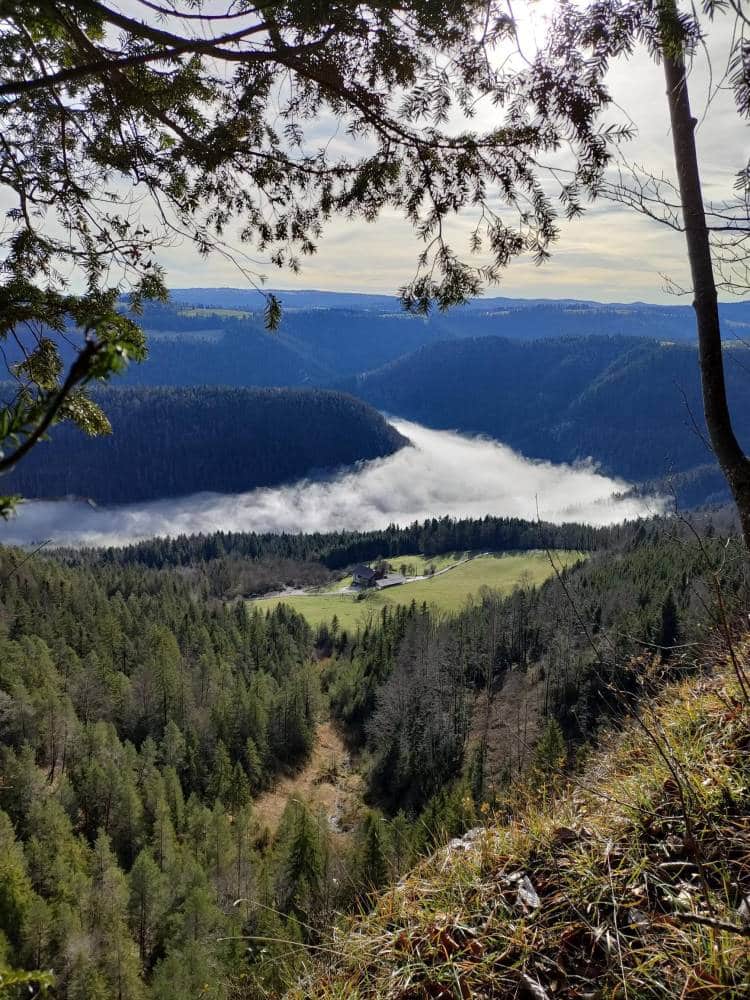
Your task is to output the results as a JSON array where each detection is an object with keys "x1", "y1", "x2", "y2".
[{"x1": 285, "y1": 665, "x2": 750, "y2": 999}]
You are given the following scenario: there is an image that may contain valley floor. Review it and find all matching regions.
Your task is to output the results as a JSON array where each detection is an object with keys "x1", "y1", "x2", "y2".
[{"x1": 251, "y1": 550, "x2": 585, "y2": 630}]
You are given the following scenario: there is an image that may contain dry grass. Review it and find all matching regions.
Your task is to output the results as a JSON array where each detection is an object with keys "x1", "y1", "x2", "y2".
[
  {"x1": 253, "y1": 721, "x2": 364, "y2": 836},
  {"x1": 285, "y1": 664, "x2": 750, "y2": 999}
]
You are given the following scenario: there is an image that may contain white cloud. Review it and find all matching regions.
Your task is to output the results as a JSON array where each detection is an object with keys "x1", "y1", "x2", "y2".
[{"x1": 1, "y1": 420, "x2": 668, "y2": 549}]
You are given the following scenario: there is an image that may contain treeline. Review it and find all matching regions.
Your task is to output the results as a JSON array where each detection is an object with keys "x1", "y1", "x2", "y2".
[
  {"x1": 0, "y1": 386, "x2": 406, "y2": 503},
  {"x1": 62, "y1": 514, "x2": 719, "y2": 609},
  {"x1": 76, "y1": 514, "x2": 624, "y2": 574},
  {"x1": 342, "y1": 336, "x2": 750, "y2": 506},
  {"x1": 56, "y1": 514, "x2": 633, "y2": 603}
]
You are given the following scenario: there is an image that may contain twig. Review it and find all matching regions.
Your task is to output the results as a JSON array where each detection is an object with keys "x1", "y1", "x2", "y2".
[{"x1": 672, "y1": 911, "x2": 750, "y2": 937}]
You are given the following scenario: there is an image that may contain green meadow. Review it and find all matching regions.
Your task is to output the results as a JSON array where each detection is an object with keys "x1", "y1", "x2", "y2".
[{"x1": 251, "y1": 550, "x2": 585, "y2": 631}]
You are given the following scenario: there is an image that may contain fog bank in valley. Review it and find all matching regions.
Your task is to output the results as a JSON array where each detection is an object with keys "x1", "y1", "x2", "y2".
[{"x1": 2, "y1": 419, "x2": 667, "y2": 547}]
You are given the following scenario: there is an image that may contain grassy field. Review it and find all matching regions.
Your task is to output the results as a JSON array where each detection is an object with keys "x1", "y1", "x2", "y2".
[
  {"x1": 252, "y1": 551, "x2": 584, "y2": 631},
  {"x1": 321, "y1": 552, "x2": 466, "y2": 591},
  {"x1": 382, "y1": 552, "x2": 468, "y2": 577}
]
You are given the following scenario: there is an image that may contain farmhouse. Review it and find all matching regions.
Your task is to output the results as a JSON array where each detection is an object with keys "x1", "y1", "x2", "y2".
[{"x1": 351, "y1": 564, "x2": 377, "y2": 587}]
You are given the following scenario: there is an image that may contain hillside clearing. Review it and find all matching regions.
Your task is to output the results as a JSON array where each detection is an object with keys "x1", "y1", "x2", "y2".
[
  {"x1": 322, "y1": 552, "x2": 467, "y2": 591},
  {"x1": 252, "y1": 550, "x2": 585, "y2": 630},
  {"x1": 252, "y1": 720, "x2": 364, "y2": 836}
]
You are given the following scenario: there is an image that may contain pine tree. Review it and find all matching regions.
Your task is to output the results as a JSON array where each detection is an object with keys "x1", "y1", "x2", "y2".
[
  {"x1": 356, "y1": 812, "x2": 390, "y2": 897},
  {"x1": 279, "y1": 802, "x2": 321, "y2": 920},
  {"x1": 128, "y1": 848, "x2": 164, "y2": 964},
  {"x1": 0, "y1": 811, "x2": 33, "y2": 946},
  {"x1": 20, "y1": 895, "x2": 52, "y2": 971},
  {"x1": 533, "y1": 719, "x2": 567, "y2": 778},
  {"x1": 658, "y1": 589, "x2": 680, "y2": 660},
  {"x1": 388, "y1": 811, "x2": 414, "y2": 879},
  {"x1": 226, "y1": 762, "x2": 251, "y2": 812},
  {"x1": 244, "y1": 738, "x2": 264, "y2": 795},
  {"x1": 207, "y1": 741, "x2": 233, "y2": 804}
]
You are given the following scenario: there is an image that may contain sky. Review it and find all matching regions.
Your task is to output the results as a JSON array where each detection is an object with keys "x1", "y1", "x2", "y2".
[
  {"x1": 1, "y1": 2, "x2": 744, "y2": 305},
  {"x1": 154, "y1": 1, "x2": 748, "y2": 304},
  {"x1": 1, "y1": 420, "x2": 667, "y2": 547}
]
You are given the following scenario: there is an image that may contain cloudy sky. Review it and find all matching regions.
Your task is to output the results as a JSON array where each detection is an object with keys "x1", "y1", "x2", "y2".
[{"x1": 155, "y1": 1, "x2": 746, "y2": 304}]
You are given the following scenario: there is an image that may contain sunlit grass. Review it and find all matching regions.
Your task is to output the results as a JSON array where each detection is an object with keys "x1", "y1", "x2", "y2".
[
  {"x1": 251, "y1": 551, "x2": 585, "y2": 631},
  {"x1": 285, "y1": 663, "x2": 750, "y2": 999}
]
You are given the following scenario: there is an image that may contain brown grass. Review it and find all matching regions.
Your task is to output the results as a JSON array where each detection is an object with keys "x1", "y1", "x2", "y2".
[
  {"x1": 284, "y1": 663, "x2": 750, "y2": 999},
  {"x1": 253, "y1": 722, "x2": 364, "y2": 836}
]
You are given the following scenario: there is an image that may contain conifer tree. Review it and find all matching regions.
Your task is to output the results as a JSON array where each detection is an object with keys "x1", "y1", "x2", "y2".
[
  {"x1": 128, "y1": 849, "x2": 164, "y2": 964},
  {"x1": 658, "y1": 589, "x2": 680, "y2": 659},
  {"x1": 356, "y1": 812, "x2": 390, "y2": 897},
  {"x1": 0, "y1": 811, "x2": 33, "y2": 947},
  {"x1": 279, "y1": 802, "x2": 322, "y2": 922},
  {"x1": 533, "y1": 719, "x2": 567, "y2": 779},
  {"x1": 244, "y1": 738, "x2": 264, "y2": 795}
]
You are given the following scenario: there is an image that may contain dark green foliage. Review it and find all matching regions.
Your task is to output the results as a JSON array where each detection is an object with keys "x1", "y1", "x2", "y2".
[
  {"x1": 366, "y1": 613, "x2": 469, "y2": 812},
  {"x1": 353, "y1": 811, "x2": 390, "y2": 899},
  {"x1": 1, "y1": 386, "x2": 406, "y2": 503},
  {"x1": 532, "y1": 719, "x2": 567, "y2": 778},
  {"x1": 73, "y1": 513, "x2": 607, "y2": 576},
  {"x1": 0, "y1": 545, "x2": 321, "y2": 994},
  {"x1": 658, "y1": 589, "x2": 680, "y2": 658},
  {"x1": 278, "y1": 801, "x2": 322, "y2": 921}
]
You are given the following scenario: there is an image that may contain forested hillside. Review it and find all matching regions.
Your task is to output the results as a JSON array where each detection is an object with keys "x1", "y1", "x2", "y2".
[
  {"x1": 1, "y1": 517, "x2": 747, "y2": 998},
  {"x1": 99, "y1": 294, "x2": 749, "y2": 388},
  {"x1": 0, "y1": 547, "x2": 321, "y2": 998},
  {"x1": 1, "y1": 387, "x2": 406, "y2": 503},
  {"x1": 321, "y1": 522, "x2": 749, "y2": 812},
  {"x1": 343, "y1": 336, "x2": 750, "y2": 504}
]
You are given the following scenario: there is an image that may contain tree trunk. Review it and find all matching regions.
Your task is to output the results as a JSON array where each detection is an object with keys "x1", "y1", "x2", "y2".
[{"x1": 662, "y1": 12, "x2": 750, "y2": 550}]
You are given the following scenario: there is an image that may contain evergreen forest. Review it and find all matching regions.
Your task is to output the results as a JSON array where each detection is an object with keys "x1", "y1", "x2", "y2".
[
  {"x1": 0, "y1": 388, "x2": 406, "y2": 503},
  {"x1": 1, "y1": 514, "x2": 747, "y2": 997}
]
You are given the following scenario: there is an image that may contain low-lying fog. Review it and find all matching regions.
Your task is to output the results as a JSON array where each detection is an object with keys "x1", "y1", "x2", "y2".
[{"x1": 2, "y1": 419, "x2": 668, "y2": 548}]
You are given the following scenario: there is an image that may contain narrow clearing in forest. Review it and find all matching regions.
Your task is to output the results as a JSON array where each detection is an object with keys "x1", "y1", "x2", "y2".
[{"x1": 253, "y1": 720, "x2": 364, "y2": 836}]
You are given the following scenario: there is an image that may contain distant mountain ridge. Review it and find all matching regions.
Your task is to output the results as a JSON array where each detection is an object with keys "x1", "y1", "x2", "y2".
[
  {"x1": 112, "y1": 291, "x2": 750, "y2": 391},
  {"x1": 18, "y1": 290, "x2": 746, "y2": 509},
  {"x1": 2, "y1": 386, "x2": 407, "y2": 503},
  {"x1": 169, "y1": 286, "x2": 750, "y2": 318}
]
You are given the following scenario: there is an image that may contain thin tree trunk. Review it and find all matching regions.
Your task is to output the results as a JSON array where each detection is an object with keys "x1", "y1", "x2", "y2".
[{"x1": 662, "y1": 11, "x2": 750, "y2": 549}]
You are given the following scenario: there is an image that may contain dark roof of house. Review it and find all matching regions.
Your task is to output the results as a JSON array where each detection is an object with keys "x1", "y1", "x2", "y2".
[{"x1": 351, "y1": 564, "x2": 376, "y2": 579}]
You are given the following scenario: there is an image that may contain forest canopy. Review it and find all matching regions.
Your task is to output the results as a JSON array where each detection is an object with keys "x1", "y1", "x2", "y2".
[{"x1": 0, "y1": 386, "x2": 407, "y2": 503}]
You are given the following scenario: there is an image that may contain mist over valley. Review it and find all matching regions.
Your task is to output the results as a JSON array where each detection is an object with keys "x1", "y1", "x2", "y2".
[{"x1": 3, "y1": 419, "x2": 666, "y2": 548}]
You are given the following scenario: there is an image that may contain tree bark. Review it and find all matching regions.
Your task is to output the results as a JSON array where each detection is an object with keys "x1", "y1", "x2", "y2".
[{"x1": 662, "y1": 14, "x2": 750, "y2": 550}]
